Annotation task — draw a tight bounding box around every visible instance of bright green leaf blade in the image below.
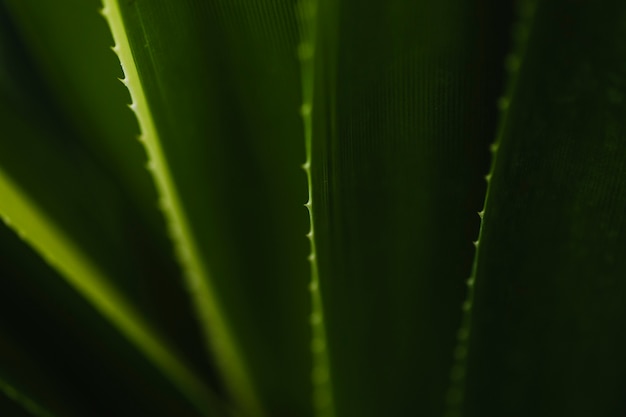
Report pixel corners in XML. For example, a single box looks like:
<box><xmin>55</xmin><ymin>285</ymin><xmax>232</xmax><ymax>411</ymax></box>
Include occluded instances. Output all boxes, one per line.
<box><xmin>3</xmin><ymin>0</ymin><xmax>160</xmax><ymax>228</ymax></box>
<box><xmin>0</xmin><ymin>130</ymin><xmax>219</xmax><ymax>416</ymax></box>
<box><xmin>0</xmin><ymin>6</ymin><xmax>221</xmax><ymax>414</ymax></box>
<box><xmin>1</xmin><ymin>0</ymin><xmax>223</xmax><ymax>382</ymax></box>
<box><xmin>297</xmin><ymin>0</ymin><xmax>333</xmax><ymax>414</ymax></box>
<box><xmin>0</xmin><ymin>221</ymin><xmax>213</xmax><ymax>417</ymax></box>
<box><xmin>308</xmin><ymin>1</ymin><xmax>513</xmax><ymax>416</ymax></box>
<box><xmin>463</xmin><ymin>1</ymin><xmax>626</xmax><ymax>416</ymax></box>
<box><xmin>102</xmin><ymin>1</ymin><xmax>311</xmax><ymax>415</ymax></box>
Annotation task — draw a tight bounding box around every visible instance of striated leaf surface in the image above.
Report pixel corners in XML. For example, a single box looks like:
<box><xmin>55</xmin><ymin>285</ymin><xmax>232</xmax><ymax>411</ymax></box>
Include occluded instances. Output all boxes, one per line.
<box><xmin>3</xmin><ymin>0</ymin><xmax>157</xmax><ymax>223</ymax></box>
<box><xmin>463</xmin><ymin>1</ymin><xmax>626</xmax><ymax>416</ymax></box>
<box><xmin>308</xmin><ymin>1</ymin><xmax>513</xmax><ymax>416</ymax></box>
<box><xmin>0</xmin><ymin>3</ymin><xmax>219</xmax><ymax>414</ymax></box>
<box><xmin>103</xmin><ymin>1</ymin><xmax>311</xmax><ymax>415</ymax></box>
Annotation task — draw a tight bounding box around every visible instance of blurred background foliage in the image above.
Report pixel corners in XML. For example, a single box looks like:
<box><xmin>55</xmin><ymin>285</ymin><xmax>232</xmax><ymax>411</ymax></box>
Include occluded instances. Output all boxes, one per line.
<box><xmin>1</xmin><ymin>0</ymin><xmax>626</xmax><ymax>417</ymax></box>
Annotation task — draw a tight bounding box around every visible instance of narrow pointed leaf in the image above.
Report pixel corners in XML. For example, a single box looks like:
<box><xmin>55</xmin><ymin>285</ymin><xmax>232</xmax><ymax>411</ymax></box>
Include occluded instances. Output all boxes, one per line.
<box><xmin>3</xmin><ymin>0</ymin><xmax>158</xmax><ymax>224</ymax></box>
<box><xmin>309</xmin><ymin>1</ymin><xmax>513</xmax><ymax>416</ymax></box>
<box><xmin>102</xmin><ymin>1</ymin><xmax>311</xmax><ymax>415</ymax></box>
<box><xmin>464</xmin><ymin>1</ymin><xmax>626</xmax><ymax>416</ymax></box>
<box><xmin>0</xmin><ymin>220</ymin><xmax>221</xmax><ymax>417</ymax></box>
<box><xmin>0</xmin><ymin>5</ymin><xmax>219</xmax><ymax>413</ymax></box>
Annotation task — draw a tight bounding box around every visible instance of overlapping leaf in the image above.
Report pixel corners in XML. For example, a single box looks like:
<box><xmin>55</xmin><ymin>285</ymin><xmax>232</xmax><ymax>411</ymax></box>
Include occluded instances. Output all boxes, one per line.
<box><xmin>308</xmin><ymin>1</ymin><xmax>513</xmax><ymax>416</ymax></box>
<box><xmin>462</xmin><ymin>1</ymin><xmax>626</xmax><ymax>416</ymax></box>
<box><xmin>102</xmin><ymin>1</ymin><xmax>312</xmax><ymax>415</ymax></box>
<box><xmin>0</xmin><ymin>2</ymin><xmax>219</xmax><ymax>415</ymax></box>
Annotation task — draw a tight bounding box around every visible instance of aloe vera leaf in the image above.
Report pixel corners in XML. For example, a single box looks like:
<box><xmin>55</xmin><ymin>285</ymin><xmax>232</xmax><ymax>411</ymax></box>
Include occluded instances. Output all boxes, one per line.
<box><xmin>101</xmin><ymin>1</ymin><xmax>311</xmax><ymax>415</ymax></box>
<box><xmin>462</xmin><ymin>1</ymin><xmax>626</xmax><ymax>416</ymax></box>
<box><xmin>0</xmin><ymin>7</ymin><xmax>220</xmax><ymax>415</ymax></box>
<box><xmin>308</xmin><ymin>1</ymin><xmax>513</xmax><ymax>416</ymax></box>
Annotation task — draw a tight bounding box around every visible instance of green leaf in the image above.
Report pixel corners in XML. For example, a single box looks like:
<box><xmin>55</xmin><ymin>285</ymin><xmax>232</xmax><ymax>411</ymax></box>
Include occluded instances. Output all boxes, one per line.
<box><xmin>3</xmin><ymin>0</ymin><xmax>221</xmax><ymax>387</ymax></box>
<box><xmin>297</xmin><ymin>0</ymin><xmax>333</xmax><ymax>414</ymax></box>
<box><xmin>3</xmin><ymin>0</ymin><xmax>159</xmax><ymax>227</ymax></box>
<box><xmin>0</xmin><ymin>222</ymin><xmax>212</xmax><ymax>417</ymax></box>
<box><xmin>0</xmin><ymin>4</ymin><xmax>219</xmax><ymax>414</ymax></box>
<box><xmin>101</xmin><ymin>1</ymin><xmax>312</xmax><ymax>416</ymax></box>
<box><xmin>462</xmin><ymin>1</ymin><xmax>626</xmax><ymax>415</ymax></box>
<box><xmin>308</xmin><ymin>1</ymin><xmax>513</xmax><ymax>416</ymax></box>
<box><xmin>0</xmin><ymin>378</ymin><xmax>58</xmax><ymax>417</ymax></box>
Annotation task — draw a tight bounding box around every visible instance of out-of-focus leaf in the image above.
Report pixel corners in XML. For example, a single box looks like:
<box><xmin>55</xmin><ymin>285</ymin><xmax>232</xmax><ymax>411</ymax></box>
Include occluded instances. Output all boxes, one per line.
<box><xmin>308</xmin><ymin>1</ymin><xmax>513</xmax><ymax>416</ymax></box>
<box><xmin>463</xmin><ymin>1</ymin><xmax>626</xmax><ymax>416</ymax></box>
<box><xmin>0</xmin><ymin>378</ymin><xmax>58</xmax><ymax>417</ymax></box>
<box><xmin>0</xmin><ymin>222</ymin><xmax>211</xmax><ymax>417</ymax></box>
<box><xmin>2</xmin><ymin>0</ymin><xmax>217</xmax><ymax>392</ymax></box>
<box><xmin>3</xmin><ymin>0</ymin><xmax>158</xmax><ymax>224</ymax></box>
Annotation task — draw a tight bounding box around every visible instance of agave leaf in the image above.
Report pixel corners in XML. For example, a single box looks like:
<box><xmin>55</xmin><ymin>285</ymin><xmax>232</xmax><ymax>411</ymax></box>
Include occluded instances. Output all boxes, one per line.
<box><xmin>462</xmin><ymin>1</ymin><xmax>626</xmax><ymax>415</ymax></box>
<box><xmin>307</xmin><ymin>0</ymin><xmax>513</xmax><ymax>416</ymax></box>
<box><xmin>0</xmin><ymin>221</ymin><xmax>215</xmax><ymax>417</ymax></box>
<box><xmin>3</xmin><ymin>0</ymin><xmax>221</xmax><ymax>383</ymax></box>
<box><xmin>102</xmin><ymin>1</ymin><xmax>311</xmax><ymax>415</ymax></box>
<box><xmin>0</xmin><ymin>4</ymin><xmax>220</xmax><ymax>414</ymax></box>
<box><xmin>0</xmin><ymin>115</ymin><xmax>220</xmax><ymax>416</ymax></box>
<box><xmin>444</xmin><ymin>2</ymin><xmax>537</xmax><ymax>414</ymax></box>
<box><xmin>2</xmin><ymin>0</ymin><xmax>158</xmax><ymax>225</ymax></box>
<box><xmin>297</xmin><ymin>0</ymin><xmax>334</xmax><ymax>414</ymax></box>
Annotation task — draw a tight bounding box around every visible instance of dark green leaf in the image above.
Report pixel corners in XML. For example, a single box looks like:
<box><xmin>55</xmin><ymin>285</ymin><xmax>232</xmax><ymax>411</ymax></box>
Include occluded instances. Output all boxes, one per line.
<box><xmin>103</xmin><ymin>1</ymin><xmax>312</xmax><ymax>415</ymax></box>
<box><xmin>464</xmin><ymin>1</ymin><xmax>626</xmax><ymax>416</ymax></box>
<box><xmin>309</xmin><ymin>1</ymin><xmax>513</xmax><ymax>416</ymax></box>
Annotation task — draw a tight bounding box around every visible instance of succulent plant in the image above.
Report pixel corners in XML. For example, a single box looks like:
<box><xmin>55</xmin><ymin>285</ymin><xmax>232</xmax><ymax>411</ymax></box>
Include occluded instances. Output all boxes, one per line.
<box><xmin>1</xmin><ymin>1</ymin><xmax>626</xmax><ymax>416</ymax></box>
